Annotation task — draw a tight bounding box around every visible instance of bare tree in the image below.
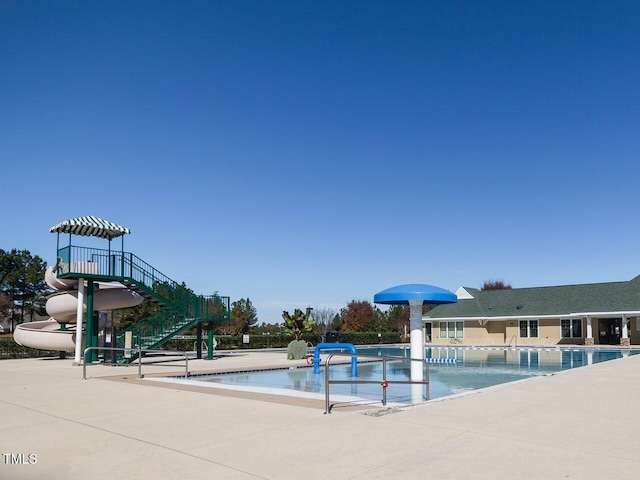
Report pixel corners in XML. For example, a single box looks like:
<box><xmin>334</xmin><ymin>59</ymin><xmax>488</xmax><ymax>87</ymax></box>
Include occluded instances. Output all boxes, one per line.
<box><xmin>312</xmin><ymin>306</ymin><xmax>337</xmax><ymax>341</ymax></box>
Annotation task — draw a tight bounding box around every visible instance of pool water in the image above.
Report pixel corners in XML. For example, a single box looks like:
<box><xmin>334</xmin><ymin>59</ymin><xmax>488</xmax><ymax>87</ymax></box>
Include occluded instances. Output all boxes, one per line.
<box><xmin>158</xmin><ymin>346</ymin><xmax>639</xmax><ymax>405</ymax></box>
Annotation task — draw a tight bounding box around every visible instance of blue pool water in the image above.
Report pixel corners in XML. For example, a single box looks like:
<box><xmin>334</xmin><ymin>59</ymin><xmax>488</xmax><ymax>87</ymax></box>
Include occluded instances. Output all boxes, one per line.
<box><xmin>156</xmin><ymin>346</ymin><xmax>639</xmax><ymax>405</ymax></box>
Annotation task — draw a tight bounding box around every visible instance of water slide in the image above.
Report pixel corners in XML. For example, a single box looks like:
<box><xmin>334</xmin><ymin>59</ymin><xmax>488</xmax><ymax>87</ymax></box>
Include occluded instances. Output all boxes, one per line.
<box><xmin>13</xmin><ymin>267</ymin><xmax>143</xmax><ymax>351</ymax></box>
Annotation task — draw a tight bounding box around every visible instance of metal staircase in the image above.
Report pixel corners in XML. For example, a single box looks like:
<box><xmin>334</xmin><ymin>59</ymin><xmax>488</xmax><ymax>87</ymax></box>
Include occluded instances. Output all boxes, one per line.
<box><xmin>55</xmin><ymin>245</ymin><xmax>230</xmax><ymax>359</ymax></box>
<box><xmin>116</xmin><ymin>291</ymin><xmax>229</xmax><ymax>353</ymax></box>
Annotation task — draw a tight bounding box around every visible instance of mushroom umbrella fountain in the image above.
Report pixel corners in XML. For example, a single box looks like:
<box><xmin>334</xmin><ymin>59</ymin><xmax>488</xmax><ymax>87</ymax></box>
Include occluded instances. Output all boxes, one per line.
<box><xmin>374</xmin><ymin>284</ymin><xmax>457</xmax><ymax>402</ymax></box>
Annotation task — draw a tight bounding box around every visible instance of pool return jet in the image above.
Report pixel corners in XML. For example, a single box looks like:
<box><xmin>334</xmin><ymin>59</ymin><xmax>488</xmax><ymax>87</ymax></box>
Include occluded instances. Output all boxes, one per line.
<box><xmin>374</xmin><ymin>284</ymin><xmax>457</xmax><ymax>403</ymax></box>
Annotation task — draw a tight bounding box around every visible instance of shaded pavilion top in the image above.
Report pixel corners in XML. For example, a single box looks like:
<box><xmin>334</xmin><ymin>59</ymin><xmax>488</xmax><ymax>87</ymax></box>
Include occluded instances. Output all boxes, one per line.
<box><xmin>49</xmin><ymin>216</ymin><xmax>131</xmax><ymax>240</ymax></box>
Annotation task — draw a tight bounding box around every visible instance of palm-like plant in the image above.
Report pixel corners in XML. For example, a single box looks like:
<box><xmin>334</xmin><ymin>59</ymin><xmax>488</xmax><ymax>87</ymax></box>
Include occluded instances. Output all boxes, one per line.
<box><xmin>282</xmin><ymin>308</ymin><xmax>315</xmax><ymax>359</ymax></box>
<box><xmin>282</xmin><ymin>307</ymin><xmax>315</xmax><ymax>341</ymax></box>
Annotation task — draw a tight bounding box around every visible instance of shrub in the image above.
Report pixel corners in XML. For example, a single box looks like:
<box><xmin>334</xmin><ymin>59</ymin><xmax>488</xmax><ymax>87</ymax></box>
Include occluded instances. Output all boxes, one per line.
<box><xmin>287</xmin><ymin>340</ymin><xmax>309</xmax><ymax>360</ymax></box>
<box><xmin>0</xmin><ymin>337</ymin><xmax>61</xmax><ymax>359</ymax></box>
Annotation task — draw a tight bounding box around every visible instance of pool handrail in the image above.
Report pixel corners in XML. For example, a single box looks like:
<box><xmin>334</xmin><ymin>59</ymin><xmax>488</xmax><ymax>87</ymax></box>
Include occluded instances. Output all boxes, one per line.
<box><xmin>324</xmin><ymin>352</ymin><xmax>430</xmax><ymax>414</ymax></box>
<box><xmin>82</xmin><ymin>346</ymin><xmax>189</xmax><ymax>380</ymax></box>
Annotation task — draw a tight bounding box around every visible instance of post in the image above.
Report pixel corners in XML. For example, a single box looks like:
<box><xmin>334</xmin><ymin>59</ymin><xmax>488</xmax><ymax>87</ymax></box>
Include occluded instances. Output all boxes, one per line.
<box><xmin>74</xmin><ymin>278</ymin><xmax>85</xmax><ymax>364</ymax></box>
<box><xmin>108</xmin><ymin>311</ymin><xmax>116</xmax><ymax>363</ymax></box>
<box><xmin>324</xmin><ymin>354</ymin><xmax>331</xmax><ymax>414</ymax></box>
<box><xmin>85</xmin><ymin>281</ymin><xmax>95</xmax><ymax>363</ymax></box>
<box><xmin>196</xmin><ymin>323</ymin><xmax>202</xmax><ymax>359</ymax></box>
<box><xmin>207</xmin><ymin>325</ymin><xmax>214</xmax><ymax>360</ymax></box>
<box><xmin>408</xmin><ymin>299</ymin><xmax>424</xmax><ymax>403</ymax></box>
<box><xmin>382</xmin><ymin>357</ymin><xmax>387</xmax><ymax>406</ymax></box>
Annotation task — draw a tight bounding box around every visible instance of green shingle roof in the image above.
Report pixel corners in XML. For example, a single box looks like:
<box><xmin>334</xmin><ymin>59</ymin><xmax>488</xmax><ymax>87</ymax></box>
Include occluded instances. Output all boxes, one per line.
<box><xmin>429</xmin><ymin>276</ymin><xmax>640</xmax><ymax>319</ymax></box>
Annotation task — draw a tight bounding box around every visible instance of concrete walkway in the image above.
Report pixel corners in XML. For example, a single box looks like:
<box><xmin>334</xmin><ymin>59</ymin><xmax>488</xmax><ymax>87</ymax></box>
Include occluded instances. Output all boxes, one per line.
<box><xmin>2</xmin><ymin>350</ymin><xmax>640</xmax><ymax>480</ymax></box>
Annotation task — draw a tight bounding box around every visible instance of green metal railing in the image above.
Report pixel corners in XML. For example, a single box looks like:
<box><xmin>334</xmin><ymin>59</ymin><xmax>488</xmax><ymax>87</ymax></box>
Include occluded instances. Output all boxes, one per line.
<box><xmin>56</xmin><ymin>245</ymin><xmax>182</xmax><ymax>304</ymax></box>
<box><xmin>116</xmin><ymin>294</ymin><xmax>230</xmax><ymax>352</ymax></box>
<box><xmin>56</xmin><ymin>245</ymin><xmax>230</xmax><ymax>360</ymax></box>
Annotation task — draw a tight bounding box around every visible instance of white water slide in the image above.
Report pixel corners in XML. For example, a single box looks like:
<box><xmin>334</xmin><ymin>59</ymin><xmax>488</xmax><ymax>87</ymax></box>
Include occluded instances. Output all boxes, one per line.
<box><xmin>13</xmin><ymin>267</ymin><xmax>143</xmax><ymax>351</ymax></box>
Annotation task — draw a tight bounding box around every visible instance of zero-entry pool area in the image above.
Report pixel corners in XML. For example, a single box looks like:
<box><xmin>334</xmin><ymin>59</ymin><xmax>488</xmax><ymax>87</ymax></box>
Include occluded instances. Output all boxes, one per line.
<box><xmin>146</xmin><ymin>346</ymin><xmax>640</xmax><ymax>407</ymax></box>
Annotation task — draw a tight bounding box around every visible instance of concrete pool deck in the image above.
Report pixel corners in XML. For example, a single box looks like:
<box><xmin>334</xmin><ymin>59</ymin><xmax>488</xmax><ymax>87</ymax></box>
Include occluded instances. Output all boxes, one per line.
<box><xmin>2</xmin><ymin>349</ymin><xmax>640</xmax><ymax>479</ymax></box>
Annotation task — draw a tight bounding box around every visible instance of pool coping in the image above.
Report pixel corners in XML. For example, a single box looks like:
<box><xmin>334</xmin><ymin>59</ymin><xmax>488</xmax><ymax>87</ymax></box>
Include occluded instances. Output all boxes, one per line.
<box><xmin>92</xmin><ymin>344</ymin><xmax>638</xmax><ymax>413</ymax></box>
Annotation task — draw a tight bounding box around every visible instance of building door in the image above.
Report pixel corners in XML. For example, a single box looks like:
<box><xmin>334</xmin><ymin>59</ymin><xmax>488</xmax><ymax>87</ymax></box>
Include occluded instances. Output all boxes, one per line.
<box><xmin>598</xmin><ymin>318</ymin><xmax>621</xmax><ymax>345</ymax></box>
<box><xmin>424</xmin><ymin>323</ymin><xmax>432</xmax><ymax>343</ymax></box>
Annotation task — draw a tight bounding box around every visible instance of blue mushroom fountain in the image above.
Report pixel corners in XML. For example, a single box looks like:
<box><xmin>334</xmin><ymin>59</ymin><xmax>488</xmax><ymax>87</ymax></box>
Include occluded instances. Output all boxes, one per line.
<box><xmin>374</xmin><ymin>284</ymin><xmax>457</xmax><ymax>401</ymax></box>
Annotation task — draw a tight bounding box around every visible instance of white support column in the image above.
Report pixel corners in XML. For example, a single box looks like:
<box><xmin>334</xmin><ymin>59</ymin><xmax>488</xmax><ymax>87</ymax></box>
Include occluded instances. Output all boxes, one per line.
<box><xmin>621</xmin><ymin>315</ymin><xmax>630</xmax><ymax>346</ymax></box>
<box><xmin>585</xmin><ymin>316</ymin><xmax>593</xmax><ymax>346</ymax></box>
<box><xmin>408</xmin><ymin>299</ymin><xmax>424</xmax><ymax>403</ymax></box>
<box><xmin>74</xmin><ymin>278</ymin><xmax>85</xmax><ymax>364</ymax></box>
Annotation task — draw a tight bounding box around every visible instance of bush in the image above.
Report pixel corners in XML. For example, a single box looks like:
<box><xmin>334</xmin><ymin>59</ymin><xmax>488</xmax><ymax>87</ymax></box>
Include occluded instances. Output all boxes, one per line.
<box><xmin>0</xmin><ymin>337</ymin><xmax>61</xmax><ymax>359</ymax></box>
<box><xmin>161</xmin><ymin>334</ymin><xmax>300</xmax><ymax>351</ymax></box>
<box><xmin>160</xmin><ymin>332</ymin><xmax>404</xmax><ymax>352</ymax></box>
<box><xmin>286</xmin><ymin>340</ymin><xmax>308</xmax><ymax>360</ymax></box>
<box><xmin>325</xmin><ymin>332</ymin><xmax>403</xmax><ymax>345</ymax></box>
<box><xmin>0</xmin><ymin>331</ymin><xmax>406</xmax><ymax>360</ymax></box>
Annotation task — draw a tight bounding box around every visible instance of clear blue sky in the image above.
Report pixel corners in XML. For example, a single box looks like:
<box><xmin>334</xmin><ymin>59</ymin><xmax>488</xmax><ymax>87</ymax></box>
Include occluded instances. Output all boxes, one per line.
<box><xmin>2</xmin><ymin>1</ymin><xmax>639</xmax><ymax>324</ymax></box>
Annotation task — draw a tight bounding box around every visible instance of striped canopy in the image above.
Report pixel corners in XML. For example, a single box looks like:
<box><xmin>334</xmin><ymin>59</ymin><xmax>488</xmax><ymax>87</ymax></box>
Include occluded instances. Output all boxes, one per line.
<box><xmin>50</xmin><ymin>216</ymin><xmax>131</xmax><ymax>240</ymax></box>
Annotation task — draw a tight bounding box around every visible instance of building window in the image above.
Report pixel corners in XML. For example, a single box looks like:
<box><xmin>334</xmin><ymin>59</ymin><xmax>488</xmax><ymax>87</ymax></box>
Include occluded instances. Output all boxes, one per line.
<box><xmin>561</xmin><ymin>319</ymin><xmax>582</xmax><ymax>338</ymax></box>
<box><xmin>440</xmin><ymin>321</ymin><xmax>464</xmax><ymax>339</ymax></box>
<box><xmin>519</xmin><ymin>319</ymin><xmax>538</xmax><ymax>338</ymax></box>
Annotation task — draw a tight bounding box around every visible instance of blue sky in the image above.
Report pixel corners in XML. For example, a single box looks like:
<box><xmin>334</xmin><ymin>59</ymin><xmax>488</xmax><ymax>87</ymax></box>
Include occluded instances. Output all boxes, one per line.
<box><xmin>2</xmin><ymin>1</ymin><xmax>639</xmax><ymax>324</ymax></box>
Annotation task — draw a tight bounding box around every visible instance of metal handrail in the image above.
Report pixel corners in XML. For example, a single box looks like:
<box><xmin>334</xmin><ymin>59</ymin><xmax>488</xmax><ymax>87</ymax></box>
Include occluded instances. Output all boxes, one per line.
<box><xmin>57</xmin><ymin>245</ymin><xmax>177</xmax><ymax>293</ymax></box>
<box><xmin>58</xmin><ymin>244</ymin><xmax>230</xmax><ymax>355</ymax></box>
<box><xmin>324</xmin><ymin>352</ymin><xmax>430</xmax><ymax>414</ymax></box>
<box><xmin>57</xmin><ymin>246</ymin><xmax>232</xmax><ymax>310</ymax></box>
<box><xmin>82</xmin><ymin>346</ymin><xmax>189</xmax><ymax>380</ymax></box>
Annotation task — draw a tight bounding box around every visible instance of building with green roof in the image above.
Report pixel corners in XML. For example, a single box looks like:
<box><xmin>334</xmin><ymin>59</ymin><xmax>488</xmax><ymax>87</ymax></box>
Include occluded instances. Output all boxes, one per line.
<box><xmin>426</xmin><ymin>276</ymin><xmax>640</xmax><ymax>346</ymax></box>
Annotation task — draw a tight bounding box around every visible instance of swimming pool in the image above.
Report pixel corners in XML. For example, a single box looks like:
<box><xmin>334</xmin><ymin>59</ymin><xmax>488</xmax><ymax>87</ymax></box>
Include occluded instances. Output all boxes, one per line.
<box><xmin>149</xmin><ymin>346</ymin><xmax>639</xmax><ymax>405</ymax></box>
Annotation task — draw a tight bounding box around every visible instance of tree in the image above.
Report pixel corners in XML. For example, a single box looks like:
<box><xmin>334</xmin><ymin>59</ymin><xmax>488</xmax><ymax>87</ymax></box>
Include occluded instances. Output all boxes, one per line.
<box><xmin>206</xmin><ymin>292</ymin><xmax>228</xmax><ymax>321</ymax></box>
<box><xmin>370</xmin><ymin>306</ymin><xmax>390</xmax><ymax>334</ymax></box>
<box><xmin>154</xmin><ymin>281</ymin><xmax>193</xmax><ymax>304</ymax></box>
<box><xmin>0</xmin><ymin>293</ymin><xmax>13</xmax><ymax>325</ymax></box>
<box><xmin>342</xmin><ymin>300</ymin><xmax>375</xmax><ymax>332</ymax></box>
<box><xmin>217</xmin><ymin>298</ymin><xmax>257</xmax><ymax>335</ymax></box>
<box><xmin>254</xmin><ymin>322</ymin><xmax>281</xmax><ymax>335</ymax></box>
<box><xmin>282</xmin><ymin>307</ymin><xmax>315</xmax><ymax>341</ymax></box>
<box><xmin>329</xmin><ymin>311</ymin><xmax>344</xmax><ymax>331</ymax></box>
<box><xmin>311</xmin><ymin>306</ymin><xmax>337</xmax><ymax>340</ymax></box>
<box><xmin>387</xmin><ymin>304</ymin><xmax>409</xmax><ymax>334</ymax></box>
<box><xmin>481</xmin><ymin>279</ymin><xmax>512</xmax><ymax>290</ymax></box>
<box><xmin>117</xmin><ymin>298</ymin><xmax>161</xmax><ymax>330</ymax></box>
<box><xmin>0</xmin><ymin>249</ymin><xmax>48</xmax><ymax>330</ymax></box>
<box><xmin>29</xmin><ymin>290</ymin><xmax>48</xmax><ymax>321</ymax></box>
<box><xmin>282</xmin><ymin>307</ymin><xmax>315</xmax><ymax>359</ymax></box>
